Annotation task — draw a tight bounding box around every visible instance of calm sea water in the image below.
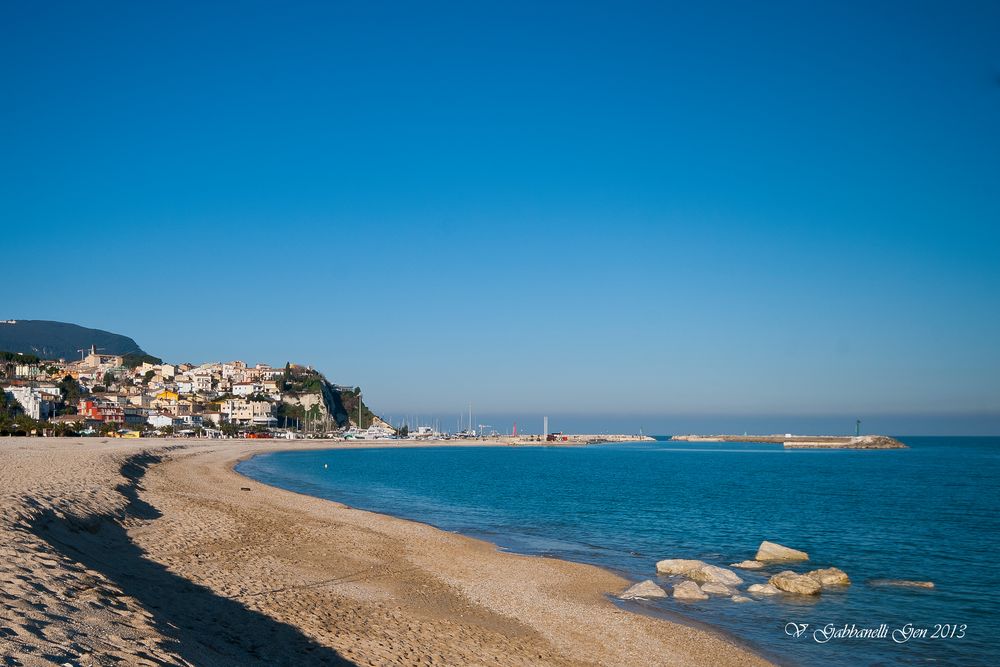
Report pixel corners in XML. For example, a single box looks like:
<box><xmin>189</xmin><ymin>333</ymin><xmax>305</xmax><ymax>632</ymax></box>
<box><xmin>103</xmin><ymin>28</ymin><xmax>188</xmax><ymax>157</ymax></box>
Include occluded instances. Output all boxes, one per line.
<box><xmin>237</xmin><ymin>437</ymin><xmax>1000</xmax><ymax>666</ymax></box>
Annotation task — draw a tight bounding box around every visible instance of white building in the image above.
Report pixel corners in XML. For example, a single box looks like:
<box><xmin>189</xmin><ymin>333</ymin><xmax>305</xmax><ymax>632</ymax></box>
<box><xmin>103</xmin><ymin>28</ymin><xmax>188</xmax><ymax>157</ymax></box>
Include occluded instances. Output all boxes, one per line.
<box><xmin>136</xmin><ymin>362</ymin><xmax>159</xmax><ymax>376</ymax></box>
<box><xmin>232</xmin><ymin>382</ymin><xmax>259</xmax><ymax>397</ymax></box>
<box><xmin>221</xmin><ymin>361</ymin><xmax>246</xmax><ymax>380</ymax></box>
<box><xmin>221</xmin><ymin>398</ymin><xmax>276</xmax><ymax>425</ymax></box>
<box><xmin>14</xmin><ymin>364</ymin><xmax>41</xmax><ymax>380</ymax></box>
<box><xmin>147</xmin><ymin>413</ymin><xmax>175</xmax><ymax>429</ymax></box>
<box><xmin>4</xmin><ymin>386</ymin><xmax>56</xmax><ymax>420</ymax></box>
<box><xmin>200</xmin><ymin>412</ymin><xmax>223</xmax><ymax>427</ymax></box>
<box><xmin>193</xmin><ymin>373</ymin><xmax>213</xmax><ymax>393</ymax></box>
<box><xmin>255</xmin><ymin>365</ymin><xmax>283</xmax><ymax>380</ymax></box>
<box><xmin>128</xmin><ymin>393</ymin><xmax>154</xmax><ymax>408</ymax></box>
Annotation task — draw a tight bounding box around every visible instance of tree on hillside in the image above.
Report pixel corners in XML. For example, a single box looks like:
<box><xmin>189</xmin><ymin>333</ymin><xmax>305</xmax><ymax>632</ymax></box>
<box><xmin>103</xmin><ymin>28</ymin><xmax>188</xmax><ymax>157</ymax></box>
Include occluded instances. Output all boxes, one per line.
<box><xmin>0</xmin><ymin>351</ymin><xmax>40</xmax><ymax>364</ymax></box>
<box><xmin>276</xmin><ymin>402</ymin><xmax>303</xmax><ymax>430</ymax></box>
<box><xmin>281</xmin><ymin>362</ymin><xmax>291</xmax><ymax>391</ymax></box>
<box><xmin>0</xmin><ymin>390</ymin><xmax>16</xmax><ymax>417</ymax></box>
<box><xmin>305</xmin><ymin>403</ymin><xmax>322</xmax><ymax>431</ymax></box>
<box><xmin>122</xmin><ymin>353</ymin><xmax>162</xmax><ymax>369</ymax></box>
<box><xmin>59</xmin><ymin>375</ymin><xmax>83</xmax><ymax>413</ymax></box>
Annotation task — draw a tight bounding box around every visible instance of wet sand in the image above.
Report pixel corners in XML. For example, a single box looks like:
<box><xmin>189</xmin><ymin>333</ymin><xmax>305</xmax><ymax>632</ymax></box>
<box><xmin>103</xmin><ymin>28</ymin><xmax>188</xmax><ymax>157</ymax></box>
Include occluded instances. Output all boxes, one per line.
<box><xmin>0</xmin><ymin>437</ymin><xmax>771</xmax><ymax>666</ymax></box>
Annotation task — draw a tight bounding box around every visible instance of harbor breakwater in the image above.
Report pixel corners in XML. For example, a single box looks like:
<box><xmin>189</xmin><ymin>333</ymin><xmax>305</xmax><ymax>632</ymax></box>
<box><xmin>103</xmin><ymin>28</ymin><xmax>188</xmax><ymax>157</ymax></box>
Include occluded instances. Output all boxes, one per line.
<box><xmin>671</xmin><ymin>434</ymin><xmax>907</xmax><ymax>449</ymax></box>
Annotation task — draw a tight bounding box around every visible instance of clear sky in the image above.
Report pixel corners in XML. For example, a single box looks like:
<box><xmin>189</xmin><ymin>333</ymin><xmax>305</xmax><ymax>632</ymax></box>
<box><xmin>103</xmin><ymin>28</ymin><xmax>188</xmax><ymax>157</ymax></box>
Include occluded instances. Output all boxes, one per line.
<box><xmin>2</xmin><ymin>1</ymin><xmax>999</xmax><ymax>434</ymax></box>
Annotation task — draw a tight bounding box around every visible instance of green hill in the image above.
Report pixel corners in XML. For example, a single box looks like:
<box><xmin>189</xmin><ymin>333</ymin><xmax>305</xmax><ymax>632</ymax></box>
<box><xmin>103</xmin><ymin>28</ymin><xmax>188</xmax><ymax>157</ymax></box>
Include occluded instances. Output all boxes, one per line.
<box><xmin>0</xmin><ymin>319</ymin><xmax>152</xmax><ymax>361</ymax></box>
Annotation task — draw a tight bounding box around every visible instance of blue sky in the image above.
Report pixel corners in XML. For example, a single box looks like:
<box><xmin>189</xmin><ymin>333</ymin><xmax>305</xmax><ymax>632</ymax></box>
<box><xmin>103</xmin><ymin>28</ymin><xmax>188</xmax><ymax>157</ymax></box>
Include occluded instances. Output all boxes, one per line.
<box><xmin>2</xmin><ymin>1</ymin><xmax>999</xmax><ymax>433</ymax></box>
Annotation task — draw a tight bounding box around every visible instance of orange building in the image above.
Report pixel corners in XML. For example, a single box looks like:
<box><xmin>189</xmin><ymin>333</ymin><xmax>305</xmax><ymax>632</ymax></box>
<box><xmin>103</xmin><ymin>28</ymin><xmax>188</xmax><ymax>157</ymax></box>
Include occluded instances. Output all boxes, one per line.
<box><xmin>77</xmin><ymin>399</ymin><xmax>125</xmax><ymax>423</ymax></box>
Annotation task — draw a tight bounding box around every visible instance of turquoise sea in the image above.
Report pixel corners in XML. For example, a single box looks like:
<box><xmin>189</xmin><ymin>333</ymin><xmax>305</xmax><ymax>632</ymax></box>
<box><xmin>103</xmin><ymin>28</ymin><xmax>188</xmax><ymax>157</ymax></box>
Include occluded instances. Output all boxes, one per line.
<box><xmin>236</xmin><ymin>437</ymin><xmax>1000</xmax><ymax>666</ymax></box>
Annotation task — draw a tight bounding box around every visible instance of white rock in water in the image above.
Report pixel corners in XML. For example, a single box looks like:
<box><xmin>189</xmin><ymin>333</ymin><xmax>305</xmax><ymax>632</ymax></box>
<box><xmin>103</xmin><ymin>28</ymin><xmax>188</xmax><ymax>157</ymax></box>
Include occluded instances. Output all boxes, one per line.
<box><xmin>770</xmin><ymin>570</ymin><xmax>822</xmax><ymax>595</ymax></box>
<box><xmin>867</xmin><ymin>579</ymin><xmax>935</xmax><ymax>589</ymax></box>
<box><xmin>807</xmin><ymin>567</ymin><xmax>851</xmax><ymax>587</ymax></box>
<box><xmin>731</xmin><ymin>560</ymin><xmax>765</xmax><ymax>570</ymax></box>
<box><xmin>700</xmin><ymin>582</ymin><xmax>738</xmax><ymax>596</ymax></box>
<box><xmin>655</xmin><ymin>559</ymin><xmax>707</xmax><ymax>576</ymax></box>
<box><xmin>673</xmin><ymin>580</ymin><xmax>709</xmax><ymax>600</ymax></box>
<box><xmin>747</xmin><ymin>583</ymin><xmax>781</xmax><ymax>596</ymax></box>
<box><xmin>687</xmin><ymin>564</ymin><xmax>744</xmax><ymax>586</ymax></box>
<box><xmin>731</xmin><ymin>595</ymin><xmax>753</xmax><ymax>603</ymax></box>
<box><xmin>755</xmin><ymin>540</ymin><xmax>809</xmax><ymax>562</ymax></box>
<box><xmin>619</xmin><ymin>579</ymin><xmax>668</xmax><ymax>600</ymax></box>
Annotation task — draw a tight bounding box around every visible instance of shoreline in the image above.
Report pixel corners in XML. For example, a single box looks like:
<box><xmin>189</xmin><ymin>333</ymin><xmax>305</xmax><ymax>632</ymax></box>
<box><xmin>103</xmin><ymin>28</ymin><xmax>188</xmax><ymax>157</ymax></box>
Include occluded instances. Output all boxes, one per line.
<box><xmin>232</xmin><ymin>443</ymin><xmax>781</xmax><ymax>663</ymax></box>
<box><xmin>231</xmin><ymin>439</ymin><xmax>776</xmax><ymax>664</ymax></box>
<box><xmin>1</xmin><ymin>437</ymin><xmax>771</xmax><ymax>666</ymax></box>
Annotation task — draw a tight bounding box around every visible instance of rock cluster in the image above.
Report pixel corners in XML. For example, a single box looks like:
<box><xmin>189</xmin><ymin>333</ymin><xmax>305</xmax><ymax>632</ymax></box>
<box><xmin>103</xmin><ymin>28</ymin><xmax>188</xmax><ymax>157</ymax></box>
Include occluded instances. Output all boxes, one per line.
<box><xmin>629</xmin><ymin>540</ymin><xmax>881</xmax><ymax>604</ymax></box>
<box><xmin>655</xmin><ymin>559</ymin><xmax>743</xmax><ymax>586</ymax></box>
<box><xmin>767</xmin><ymin>567</ymin><xmax>851</xmax><ymax>595</ymax></box>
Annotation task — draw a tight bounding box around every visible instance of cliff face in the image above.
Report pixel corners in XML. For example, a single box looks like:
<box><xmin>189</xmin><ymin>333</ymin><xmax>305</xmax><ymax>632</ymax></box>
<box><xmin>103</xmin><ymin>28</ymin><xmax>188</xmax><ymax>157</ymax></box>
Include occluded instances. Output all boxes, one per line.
<box><xmin>332</xmin><ymin>386</ymin><xmax>389</xmax><ymax>429</ymax></box>
<box><xmin>0</xmin><ymin>320</ymin><xmax>150</xmax><ymax>360</ymax></box>
<box><xmin>279</xmin><ymin>372</ymin><xmax>388</xmax><ymax>431</ymax></box>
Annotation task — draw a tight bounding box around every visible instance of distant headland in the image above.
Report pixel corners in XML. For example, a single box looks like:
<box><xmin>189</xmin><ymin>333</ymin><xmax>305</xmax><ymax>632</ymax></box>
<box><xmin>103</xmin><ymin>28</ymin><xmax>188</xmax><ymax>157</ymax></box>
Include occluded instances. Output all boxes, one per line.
<box><xmin>0</xmin><ymin>319</ymin><xmax>152</xmax><ymax>361</ymax></box>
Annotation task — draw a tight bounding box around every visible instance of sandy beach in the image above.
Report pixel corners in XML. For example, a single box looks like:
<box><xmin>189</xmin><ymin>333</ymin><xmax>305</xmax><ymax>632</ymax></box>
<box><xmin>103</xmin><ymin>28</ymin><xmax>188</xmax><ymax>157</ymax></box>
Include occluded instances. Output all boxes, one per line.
<box><xmin>0</xmin><ymin>437</ymin><xmax>770</xmax><ymax>667</ymax></box>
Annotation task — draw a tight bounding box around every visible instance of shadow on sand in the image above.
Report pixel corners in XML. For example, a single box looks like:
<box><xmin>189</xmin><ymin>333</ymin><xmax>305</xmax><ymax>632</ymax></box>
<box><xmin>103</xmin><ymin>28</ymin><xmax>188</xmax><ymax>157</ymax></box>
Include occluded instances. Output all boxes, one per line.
<box><xmin>29</xmin><ymin>453</ymin><xmax>355</xmax><ymax>666</ymax></box>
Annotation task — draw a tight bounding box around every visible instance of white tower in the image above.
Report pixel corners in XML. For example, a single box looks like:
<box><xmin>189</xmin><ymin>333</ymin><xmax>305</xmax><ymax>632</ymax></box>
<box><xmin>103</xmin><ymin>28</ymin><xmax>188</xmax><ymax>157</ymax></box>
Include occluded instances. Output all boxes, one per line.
<box><xmin>543</xmin><ymin>416</ymin><xmax>548</xmax><ymax>438</ymax></box>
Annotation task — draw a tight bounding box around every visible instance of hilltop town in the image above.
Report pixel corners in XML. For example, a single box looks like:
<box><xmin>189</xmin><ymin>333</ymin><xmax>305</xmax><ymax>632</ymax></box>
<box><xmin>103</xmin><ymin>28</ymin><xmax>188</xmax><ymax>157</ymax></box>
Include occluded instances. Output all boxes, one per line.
<box><xmin>0</xmin><ymin>346</ymin><xmax>391</xmax><ymax>439</ymax></box>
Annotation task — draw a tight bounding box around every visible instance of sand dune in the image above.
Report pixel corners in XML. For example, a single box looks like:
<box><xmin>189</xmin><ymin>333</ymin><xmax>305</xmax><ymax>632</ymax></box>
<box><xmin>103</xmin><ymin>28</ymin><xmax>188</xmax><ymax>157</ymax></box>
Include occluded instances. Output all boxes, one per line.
<box><xmin>0</xmin><ymin>438</ymin><xmax>770</xmax><ymax>666</ymax></box>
